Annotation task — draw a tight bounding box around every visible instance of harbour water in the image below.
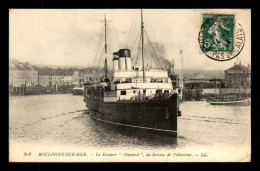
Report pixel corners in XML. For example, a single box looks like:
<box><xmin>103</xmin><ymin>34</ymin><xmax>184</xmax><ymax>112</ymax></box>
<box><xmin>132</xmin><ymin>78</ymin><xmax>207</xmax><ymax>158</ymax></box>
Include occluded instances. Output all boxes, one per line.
<box><xmin>9</xmin><ymin>94</ymin><xmax>251</xmax><ymax>161</ymax></box>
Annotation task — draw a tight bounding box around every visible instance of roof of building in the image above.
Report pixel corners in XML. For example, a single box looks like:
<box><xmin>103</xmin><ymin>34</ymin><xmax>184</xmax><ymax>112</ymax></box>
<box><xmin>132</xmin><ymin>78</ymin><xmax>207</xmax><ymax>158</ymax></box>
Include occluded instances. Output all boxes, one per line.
<box><xmin>226</xmin><ymin>64</ymin><xmax>248</xmax><ymax>71</ymax></box>
<box><xmin>9</xmin><ymin>63</ymin><xmax>36</xmax><ymax>71</ymax></box>
<box><xmin>9</xmin><ymin>64</ymin><xmax>16</xmax><ymax>70</ymax></box>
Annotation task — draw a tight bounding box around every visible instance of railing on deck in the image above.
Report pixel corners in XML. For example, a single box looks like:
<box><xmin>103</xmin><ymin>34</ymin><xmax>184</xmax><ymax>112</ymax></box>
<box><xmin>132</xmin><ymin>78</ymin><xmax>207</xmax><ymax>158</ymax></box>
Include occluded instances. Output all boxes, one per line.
<box><xmin>119</xmin><ymin>92</ymin><xmax>172</xmax><ymax>102</ymax></box>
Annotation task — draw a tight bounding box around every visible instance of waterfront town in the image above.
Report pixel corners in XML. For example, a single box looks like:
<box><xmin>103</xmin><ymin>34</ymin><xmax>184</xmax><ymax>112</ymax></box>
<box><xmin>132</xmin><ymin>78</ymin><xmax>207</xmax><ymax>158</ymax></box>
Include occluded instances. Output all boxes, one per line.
<box><xmin>9</xmin><ymin>58</ymin><xmax>251</xmax><ymax>100</ymax></box>
<box><xmin>9</xmin><ymin>59</ymin><xmax>102</xmax><ymax>95</ymax></box>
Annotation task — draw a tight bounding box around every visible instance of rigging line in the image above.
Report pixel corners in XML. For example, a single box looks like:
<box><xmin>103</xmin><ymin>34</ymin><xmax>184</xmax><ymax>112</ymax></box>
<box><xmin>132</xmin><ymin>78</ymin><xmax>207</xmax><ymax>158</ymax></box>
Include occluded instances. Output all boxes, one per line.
<box><xmin>93</xmin><ymin>25</ymin><xmax>105</xmax><ymax>66</ymax></box>
<box><xmin>134</xmin><ymin>31</ymin><xmax>142</xmax><ymax>65</ymax></box>
<box><xmin>130</xmin><ymin>31</ymin><xmax>140</xmax><ymax>53</ymax></box>
<box><xmin>130</xmin><ymin>30</ymin><xmax>141</xmax><ymax>51</ymax></box>
<box><xmin>135</xmin><ymin>34</ymin><xmax>142</xmax><ymax>65</ymax></box>
<box><xmin>132</xmin><ymin>29</ymin><xmax>139</xmax><ymax>52</ymax></box>
<box><xmin>130</xmin><ymin>14</ymin><xmax>138</xmax><ymax>49</ymax></box>
<box><xmin>93</xmin><ymin>32</ymin><xmax>105</xmax><ymax>67</ymax></box>
<box><xmin>142</xmin><ymin>15</ymin><xmax>158</xmax><ymax>68</ymax></box>
<box><xmin>146</xmin><ymin>32</ymin><xmax>162</xmax><ymax>69</ymax></box>
<box><xmin>146</xmin><ymin>36</ymin><xmax>159</xmax><ymax>69</ymax></box>
<box><xmin>96</xmin><ymin>46</ymin><xmax>105</xmax><ymax>68</ymax></box>
<box><xmin>126</xmin><ymin>13</ymin><xmax>135</xmax><ymax>48</ymax></box>
<box><xmin>144</xmin><ymin>30</ymin><xmax>161</xmax><ymax>68</ymax></box>
<box><xmin>107</xmin><ymin>24</ymin><xmax>112</xmax><ymax>53</ymax></box>
<box><xmin>147</xmin><ymin>14</ymin><xmax>159</xmax><ymax>52</ymax></box>
<box><xmin>108</xmin><ymin>23</ymin><xmax>114</xmax><ymax>44</ymax></box>
<box><xmin>106</xmin><ymin>30</ymin><xmax>111</xmax><ymax>55</ymax></box>
<box><xmin>107</xmin><ymin>44</ymin><xmax>112</xmax><ymax>57</ymax></box>
<box><xmin>144</xmin><ymin>31</ymin><xmax>153</xmax><ymax>66</ymax></box>
<box><xmin>143</xmin><ymin>15</ymin><xmax>151</xmax><ymax>39</ymax></box>
<box><xmin>144</xmin><ymin>30</ymin><xmax>160</xmax><ymax>69</ymax></box>
<box><xmin>107</xmin><ymin>45</ymin><xmax>113</xmax><ymax>70</ymax></box>
<box><xmin>107</xmin><ymin>60</ymin><xmax>112</xmax><ymax>69</ymax></box>
<box><xmin>107</xmin><ymin>22</ymin><xmax>119</xmax><ymax>50</ymax></box>
<box><xmin>144</xmin><ymin>15</ymin><xmax>155</xmax><ymax>44</ymax></box>
<box><xmin>105</xmin><ymin>24</ymin><xmax>114</xmax><ymax>72</ymax></box>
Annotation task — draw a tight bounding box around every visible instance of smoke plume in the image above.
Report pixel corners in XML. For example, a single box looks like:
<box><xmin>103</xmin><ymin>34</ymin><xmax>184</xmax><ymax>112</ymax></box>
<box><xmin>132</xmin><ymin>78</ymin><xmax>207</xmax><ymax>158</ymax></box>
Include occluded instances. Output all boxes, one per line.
<box><xmin>143</xmin><ymin>42</ymin><xmax>174</xmax><ymax>70</ymax></box>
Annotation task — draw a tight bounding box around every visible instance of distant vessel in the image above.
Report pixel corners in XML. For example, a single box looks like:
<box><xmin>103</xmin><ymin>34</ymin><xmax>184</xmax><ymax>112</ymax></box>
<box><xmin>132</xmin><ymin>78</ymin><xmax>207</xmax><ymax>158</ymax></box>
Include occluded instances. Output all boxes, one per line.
<box><xmin>207</xmin><ymin>98</ymin><xmax>250</xmax><ymax>105</ymax></box>
<box><xmin>72</xmin><ymin>87</ymin><xmax>84</xmax><ymax>95</ymax></box>
<box><xmin>72</xmin><ymin>81</ymin><xmax>84</xmax><ymax>95</ymax></box>
<box><xmin>83</xmin><ymin>10</ymin><xmax>181</xmax><ymax>135</ymax></box>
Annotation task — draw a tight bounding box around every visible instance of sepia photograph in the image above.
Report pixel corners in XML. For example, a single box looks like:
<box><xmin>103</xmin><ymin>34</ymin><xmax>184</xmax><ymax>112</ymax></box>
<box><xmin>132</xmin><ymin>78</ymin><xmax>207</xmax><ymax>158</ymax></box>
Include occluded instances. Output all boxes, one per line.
<box><xmin>9</xmin><ymin>9</ymin><xmax>251</xmax><ymax>162</ymax></box>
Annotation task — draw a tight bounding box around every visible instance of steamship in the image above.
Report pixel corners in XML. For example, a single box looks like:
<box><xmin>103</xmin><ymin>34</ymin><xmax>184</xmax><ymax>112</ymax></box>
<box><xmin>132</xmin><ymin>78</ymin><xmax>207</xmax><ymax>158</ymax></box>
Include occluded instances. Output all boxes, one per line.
<box><xmin>83</xmin><ymin>10</ymin><xmax>181</xmax><ymax>135</ymax></box>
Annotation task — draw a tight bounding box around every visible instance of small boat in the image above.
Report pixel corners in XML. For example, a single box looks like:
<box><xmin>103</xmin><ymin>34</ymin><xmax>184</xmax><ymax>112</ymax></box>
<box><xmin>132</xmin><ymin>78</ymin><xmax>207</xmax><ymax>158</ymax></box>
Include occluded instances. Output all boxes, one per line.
<box><xmin>208</xmin><ymin>98</ymin><xmax>250</xmax><ymax>105</ymax></box>
<box><xmin>207</xmin><ymin>71</ymin><xmax>250</xmax><ymax>106</ymax></box>
<box><xmin>72</xmin><ymin>87</ymin><xmax>84</xmax><ymax>95</ymax></box>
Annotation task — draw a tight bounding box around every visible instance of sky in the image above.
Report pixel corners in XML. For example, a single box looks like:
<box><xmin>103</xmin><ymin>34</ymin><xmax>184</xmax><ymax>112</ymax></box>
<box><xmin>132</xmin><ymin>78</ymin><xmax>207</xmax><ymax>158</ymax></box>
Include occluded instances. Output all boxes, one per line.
<box><xmin>9</xmin><ymin>9</ymin><xmax>251</xmax><ymax>70</ymax></box>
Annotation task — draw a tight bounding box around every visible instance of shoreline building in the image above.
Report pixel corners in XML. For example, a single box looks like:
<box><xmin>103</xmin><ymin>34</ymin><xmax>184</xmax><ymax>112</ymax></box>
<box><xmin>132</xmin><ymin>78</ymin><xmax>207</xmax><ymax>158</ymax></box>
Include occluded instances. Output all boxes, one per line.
<box><xmin>63</xmin><ymin>75</ymin><xmax>74</xmax><ymax>85</ymax></box>
<box><xmin>10</xmin><ymin>59</ymin><xmax>86</xmax><ymax>89</ymax></box>
<box><xmin>73</xmin><ymin>71</ymin><xmax>79</xmax><ymax>84</ymax></box>
<box><xmin>9</xmin><ymin>63</ymin><xmax>38</xmax><ymax>87</ymax></box>
<box><xmin>224</xmin><ymin>62</ymin><xmax>251</xmax><ymax>88</ymax></box>
<box><xmin>38</xmin><ymin>75</ymin><xmax>74</xmax><ymax>87</ymax></box>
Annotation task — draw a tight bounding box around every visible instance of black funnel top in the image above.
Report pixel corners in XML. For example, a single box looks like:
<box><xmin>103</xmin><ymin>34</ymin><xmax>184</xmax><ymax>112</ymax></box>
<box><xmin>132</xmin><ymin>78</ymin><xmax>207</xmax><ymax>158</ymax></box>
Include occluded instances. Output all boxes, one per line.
<box><xmin>118</xmin><ymin>49</ymin><xmax>131</xmax><ymax>58</ymax></box>
<box><xmin>113</xmin><ymin>52</ymin><xmax>119</xmax><ymax>60</ymax></box>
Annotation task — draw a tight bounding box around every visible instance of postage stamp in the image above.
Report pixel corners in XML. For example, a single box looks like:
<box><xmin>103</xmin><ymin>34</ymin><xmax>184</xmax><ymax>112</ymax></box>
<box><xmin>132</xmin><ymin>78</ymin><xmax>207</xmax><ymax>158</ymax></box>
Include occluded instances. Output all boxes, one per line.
<box><xmin>199</xmin><ymin>14</ymin><xmax>245</xmax><ymax>61</ymax></box>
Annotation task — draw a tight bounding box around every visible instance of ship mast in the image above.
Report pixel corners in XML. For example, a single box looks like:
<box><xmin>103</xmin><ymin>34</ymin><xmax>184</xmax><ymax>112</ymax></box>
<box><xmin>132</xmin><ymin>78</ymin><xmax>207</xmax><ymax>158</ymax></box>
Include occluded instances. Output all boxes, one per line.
<box><xmin>180</xmin><ymin>50</ymin><xmax>184</xmax><ymax>90</ymax></box>
<box><xmin>141</xmin><ymin>9</ymin><xmax>145</xmax><ymax>83</ymax></box>
<box><xmin>104</xmin><ymin>15</ymin><xmax>108</xmax><ymax>79</ymax></box>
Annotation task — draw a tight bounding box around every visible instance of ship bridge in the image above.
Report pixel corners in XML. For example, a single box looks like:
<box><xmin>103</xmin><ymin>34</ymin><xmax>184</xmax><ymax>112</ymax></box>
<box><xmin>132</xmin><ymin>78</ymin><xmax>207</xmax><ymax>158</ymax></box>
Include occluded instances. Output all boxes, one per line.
<box><xmin>108</xmin><ymin>49</ymin><xmax>174</xmax><ymax>102</ymax></box>
<box><xmin>112</xmin><ymin>68</ymin><xmax>170</xmax><ymax>83</ymax></box>
<box><xmin>104</xmin><ymin>68</ymin><xmax>175</xmax><ymax>102</ymax></box>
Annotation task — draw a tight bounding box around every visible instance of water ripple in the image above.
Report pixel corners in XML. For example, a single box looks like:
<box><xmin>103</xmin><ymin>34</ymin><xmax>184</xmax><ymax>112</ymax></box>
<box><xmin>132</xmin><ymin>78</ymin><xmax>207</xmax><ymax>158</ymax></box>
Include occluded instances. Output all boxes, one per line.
<box><xmin>9</xmin><ymin>94</ymin><xmax>251</xmax><ymax>150</ymax></box>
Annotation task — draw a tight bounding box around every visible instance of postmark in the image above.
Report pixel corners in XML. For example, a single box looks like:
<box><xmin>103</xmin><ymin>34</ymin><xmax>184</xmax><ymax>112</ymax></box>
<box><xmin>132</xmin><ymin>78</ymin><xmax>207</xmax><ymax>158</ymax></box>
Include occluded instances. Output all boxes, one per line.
<box><xmin>198</xmin><ymin>14</ymin><xmax>245</xmax><ymax>61</ymax></box>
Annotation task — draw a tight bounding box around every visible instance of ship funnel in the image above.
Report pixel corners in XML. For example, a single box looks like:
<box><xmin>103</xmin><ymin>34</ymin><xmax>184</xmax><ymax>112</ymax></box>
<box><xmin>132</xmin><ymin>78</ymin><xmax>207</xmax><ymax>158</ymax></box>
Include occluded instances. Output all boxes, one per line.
<box><xmin>112</xmin><ymin>52</ymin><xmax>119</xmax><ymax>71</ymax></box>
<box><xmin>166</xmin><ymin>66</ymin><xmax>172</xmax><ymax>76</ymax></box>
<box><xmin>118</xmin><ymin>49</ymin><xmax>131</xmax><ymax>70</ymax></box>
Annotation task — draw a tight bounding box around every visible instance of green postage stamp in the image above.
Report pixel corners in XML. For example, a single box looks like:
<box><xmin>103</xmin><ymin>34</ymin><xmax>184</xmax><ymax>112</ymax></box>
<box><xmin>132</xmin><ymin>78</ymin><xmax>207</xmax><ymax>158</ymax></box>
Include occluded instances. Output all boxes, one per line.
<box><xmin>199</xmin><ymin>14</ymin><xmax>245</xmax><ymax>61</ymax></box>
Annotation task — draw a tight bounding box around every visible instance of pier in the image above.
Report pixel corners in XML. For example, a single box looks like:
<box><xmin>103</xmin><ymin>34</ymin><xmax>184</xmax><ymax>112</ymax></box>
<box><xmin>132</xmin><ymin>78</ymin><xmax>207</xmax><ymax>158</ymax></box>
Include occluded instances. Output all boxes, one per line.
<box><xmin>9</xmin><ymin>85</ymin><xmax>73</xmax><ymax>96</ymax></box>
<box><xmin>182</xmin><ymin>88</ymin><xmax>251</xmax><ymax>101</ymax></box>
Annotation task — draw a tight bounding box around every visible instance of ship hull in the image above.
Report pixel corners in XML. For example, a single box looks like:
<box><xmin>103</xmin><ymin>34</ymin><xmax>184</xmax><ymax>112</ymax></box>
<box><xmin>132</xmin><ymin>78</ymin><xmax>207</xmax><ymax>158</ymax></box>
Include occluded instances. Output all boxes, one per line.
<box><xmin>83</xmin><ymin>93</ymin><xmax>179</xmax><ymax>135</ymax></box>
